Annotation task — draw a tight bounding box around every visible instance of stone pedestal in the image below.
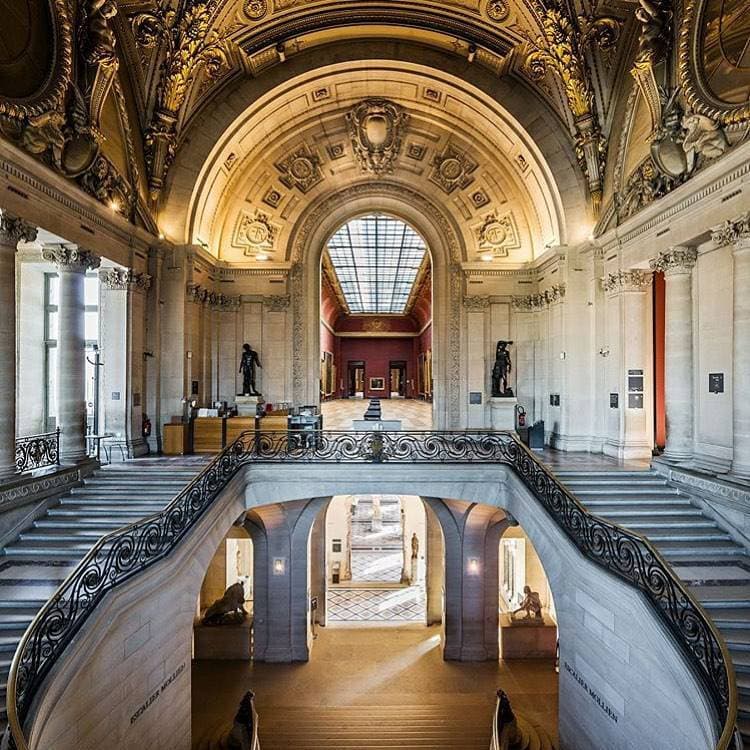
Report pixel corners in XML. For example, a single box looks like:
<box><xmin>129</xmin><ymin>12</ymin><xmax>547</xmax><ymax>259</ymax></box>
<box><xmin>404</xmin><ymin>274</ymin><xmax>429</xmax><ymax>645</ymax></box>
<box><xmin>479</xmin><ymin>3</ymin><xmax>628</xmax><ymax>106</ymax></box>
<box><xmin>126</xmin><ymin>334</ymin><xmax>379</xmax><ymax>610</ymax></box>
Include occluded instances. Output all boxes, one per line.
<box><xmin>236</xmin><ymin>395</ymin><xmax>261</xmax><ymax>417</ymax></box>
<box><xmin>490</xmin><ymin>397</ymin><xmax>518</xmax><ymax>431</ymax></box>
<box><xmin>194</xmin><ymin>619</ymin><xmax>252</xmax><ymax>660</ymax></box>
<box><xmin>499</xmin><ymin>613</ymin><xmax>558</xmax><ymax>658</ymax></box>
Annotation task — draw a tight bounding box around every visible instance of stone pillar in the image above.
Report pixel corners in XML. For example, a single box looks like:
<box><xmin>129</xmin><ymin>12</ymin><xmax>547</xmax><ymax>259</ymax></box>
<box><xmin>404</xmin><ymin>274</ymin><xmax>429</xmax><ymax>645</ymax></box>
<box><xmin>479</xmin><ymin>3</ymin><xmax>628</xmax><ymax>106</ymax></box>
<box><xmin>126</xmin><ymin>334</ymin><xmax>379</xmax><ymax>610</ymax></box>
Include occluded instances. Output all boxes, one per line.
<box><xmin>423</xmin><ymin>497</ymin><xmax>508</xmax><ymax>661</ymax></box>
<box><xmin>145</xmin><ymin>246</ymin><xmax>164</xmax><ymax>452</ymax></box>
<box><xmin>42</xmin><ymin>245</ymin><xmax>100</xmax><ymax>463</ymax></box>
<box><xmin>100</xmin><ymin>268</ymin><xmax>152</xmax><ymax>458</ymax></box>
<box><xmin>602</xmin><ymin>270</ymin><xmax>653</xmax><ymax>460</ymax></box>
<box><xmin>424</xmin><ymin>503</ymin><xmax>444</xmax><ymax>626</ymax></box>
<box><xmin>712</xmin><ymin>214</ymin><xmax>750</xmax><ymax>479</ymax></box>
<box><xmin>244</xmin><ymin>498</ymin><xmax>329</xmax><ymax>661</ymax></box>
<box><xmin>650</xmin><ymin>247</ymin><xmax>697</xmax><ymax>462</ymax></box>
<box><xmin>309</xmin><ymin>506</ymin><xmax>327</xmax><ymax>626</ymax></box>
<box><xmin>0</xmin><ymin>213</ymin><xmax>37</xmax><ymax>478</ymax></box>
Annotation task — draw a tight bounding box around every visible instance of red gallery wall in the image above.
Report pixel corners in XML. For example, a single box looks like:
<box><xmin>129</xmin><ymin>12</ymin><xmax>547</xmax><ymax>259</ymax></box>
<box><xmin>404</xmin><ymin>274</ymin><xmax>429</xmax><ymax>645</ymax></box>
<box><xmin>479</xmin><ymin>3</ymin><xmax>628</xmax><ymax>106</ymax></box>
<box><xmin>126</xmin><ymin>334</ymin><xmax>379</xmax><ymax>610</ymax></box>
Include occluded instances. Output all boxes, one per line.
<box><xmin>339</xmin><ymin>337</ymin><xmax>416</xmax><ymax>398</ymax></box>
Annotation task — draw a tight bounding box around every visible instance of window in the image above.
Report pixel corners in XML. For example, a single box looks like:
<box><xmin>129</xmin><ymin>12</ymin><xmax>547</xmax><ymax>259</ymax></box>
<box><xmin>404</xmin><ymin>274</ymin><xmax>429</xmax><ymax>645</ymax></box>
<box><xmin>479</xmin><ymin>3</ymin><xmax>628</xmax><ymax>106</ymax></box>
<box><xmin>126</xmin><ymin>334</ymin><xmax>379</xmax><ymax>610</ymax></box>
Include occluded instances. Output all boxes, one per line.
<box><xmin>326</xmin><ymin>214</ymin><xmax>427</xmax><ymax>314</ymax></box>
<box><xmin>44</xmin><ymin>273</ymin><xmax>100</xmax><ymax>431</ymax></box>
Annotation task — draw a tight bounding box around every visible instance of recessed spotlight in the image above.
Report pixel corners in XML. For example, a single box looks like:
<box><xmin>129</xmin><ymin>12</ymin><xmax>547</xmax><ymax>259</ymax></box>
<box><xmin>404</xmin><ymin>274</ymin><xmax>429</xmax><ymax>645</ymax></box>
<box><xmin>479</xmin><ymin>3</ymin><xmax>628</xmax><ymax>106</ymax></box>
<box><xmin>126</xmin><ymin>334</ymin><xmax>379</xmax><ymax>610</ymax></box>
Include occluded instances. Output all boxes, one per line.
<box><xmin>480</xmin><ymin>252</ymin><xmax>493</xmax><ymax>262</ymax></box>
<box><xmin>109</xmin><ymin>199</ymin><xmax>120</xmax><ymax>213</ymax></box>
<box><xmin>256</xmin><ymin>252</ymin><xmax>270</xmax><ymax>261</ymax></box>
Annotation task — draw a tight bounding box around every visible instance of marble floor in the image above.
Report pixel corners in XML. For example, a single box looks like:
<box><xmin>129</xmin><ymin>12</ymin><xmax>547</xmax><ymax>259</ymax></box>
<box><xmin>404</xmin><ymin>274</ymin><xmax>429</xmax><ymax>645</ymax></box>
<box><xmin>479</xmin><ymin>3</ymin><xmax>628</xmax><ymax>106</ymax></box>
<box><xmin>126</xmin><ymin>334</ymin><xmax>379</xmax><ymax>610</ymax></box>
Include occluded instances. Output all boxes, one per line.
<box><xmin>536</xmin><ymin>448</ymin><xmax>651</xmax><ymax>472</ymax></box>
<box><xmin>191</xmin><ymin>626</ymin><xmax>558</xmax><ymax>748</ymax></box>
<box><xmin>327</xmin><ymin>586</ymin><xmax>425</xmax><ymax>622</ymax></box>
<box><xmin>321</xmin><ymin>398</ymin><xmax>433</xmax><ymax>430</ymax></box>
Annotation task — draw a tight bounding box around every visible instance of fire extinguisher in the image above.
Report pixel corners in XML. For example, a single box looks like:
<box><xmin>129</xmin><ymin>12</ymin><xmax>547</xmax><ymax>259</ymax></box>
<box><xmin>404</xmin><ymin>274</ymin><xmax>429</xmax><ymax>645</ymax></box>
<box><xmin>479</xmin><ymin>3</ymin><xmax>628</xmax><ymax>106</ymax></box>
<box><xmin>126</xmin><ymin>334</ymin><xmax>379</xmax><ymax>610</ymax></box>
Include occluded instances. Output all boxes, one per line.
<box><xmin>515</xmin><ymin>404</ymin><xmax>526</xmax><ymax>428</ymax></box>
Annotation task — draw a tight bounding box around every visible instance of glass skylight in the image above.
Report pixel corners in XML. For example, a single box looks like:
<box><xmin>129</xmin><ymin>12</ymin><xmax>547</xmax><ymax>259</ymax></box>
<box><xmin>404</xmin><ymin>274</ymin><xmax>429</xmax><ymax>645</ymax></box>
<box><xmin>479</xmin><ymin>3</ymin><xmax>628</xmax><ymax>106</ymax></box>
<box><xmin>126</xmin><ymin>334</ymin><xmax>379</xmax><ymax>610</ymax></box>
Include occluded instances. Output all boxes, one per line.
<box><xmin>326</xmin><ymin>214</ymin><xmax>427</xmax><ymax>314</ymax></box>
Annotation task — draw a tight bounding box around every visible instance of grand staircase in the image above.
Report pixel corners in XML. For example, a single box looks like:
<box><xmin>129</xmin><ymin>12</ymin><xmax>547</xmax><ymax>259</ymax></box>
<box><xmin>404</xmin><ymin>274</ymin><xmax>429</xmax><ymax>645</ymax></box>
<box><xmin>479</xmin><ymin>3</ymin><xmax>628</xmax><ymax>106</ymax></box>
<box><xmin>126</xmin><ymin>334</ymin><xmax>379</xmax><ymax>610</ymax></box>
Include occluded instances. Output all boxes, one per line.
<box><xmin>554</xmin><ymin>468</ymin><xmax>750</xmax><ymax>746</ymax></box>
<box><xmin>0</xmin><ymin>459</ymin><xmax>203</xmax><ymax>731</ymax></box>
<box><xmin>196</xmin><ymin>704</ymin><xmax>557</xmax><ymax>750</ymax></box>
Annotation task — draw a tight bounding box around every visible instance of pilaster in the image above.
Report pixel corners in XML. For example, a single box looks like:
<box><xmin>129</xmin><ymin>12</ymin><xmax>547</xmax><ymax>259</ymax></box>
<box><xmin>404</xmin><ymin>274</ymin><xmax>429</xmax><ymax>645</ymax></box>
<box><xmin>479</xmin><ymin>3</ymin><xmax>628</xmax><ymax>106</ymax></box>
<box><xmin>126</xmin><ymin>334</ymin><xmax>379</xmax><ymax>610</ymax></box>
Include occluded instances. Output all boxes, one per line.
<box><xmin>712</xmin><ymin>213</ymin><xmax>750</xmax><ymax>481</ymax></box>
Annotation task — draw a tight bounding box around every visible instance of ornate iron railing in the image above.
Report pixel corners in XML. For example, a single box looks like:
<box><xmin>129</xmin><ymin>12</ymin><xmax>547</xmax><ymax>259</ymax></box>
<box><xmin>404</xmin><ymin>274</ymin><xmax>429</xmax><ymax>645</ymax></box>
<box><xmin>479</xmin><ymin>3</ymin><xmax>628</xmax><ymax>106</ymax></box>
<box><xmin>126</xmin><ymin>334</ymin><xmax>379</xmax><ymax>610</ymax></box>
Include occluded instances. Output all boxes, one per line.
<box><xmin>14</xmin><ymin>429</ymin><xmax>60</xmax><ymax>474</ymax></box>
<box><xmin>4</xmin><ymin>430</ymin><xmax>739</xmax><ymax>750</ymax></box>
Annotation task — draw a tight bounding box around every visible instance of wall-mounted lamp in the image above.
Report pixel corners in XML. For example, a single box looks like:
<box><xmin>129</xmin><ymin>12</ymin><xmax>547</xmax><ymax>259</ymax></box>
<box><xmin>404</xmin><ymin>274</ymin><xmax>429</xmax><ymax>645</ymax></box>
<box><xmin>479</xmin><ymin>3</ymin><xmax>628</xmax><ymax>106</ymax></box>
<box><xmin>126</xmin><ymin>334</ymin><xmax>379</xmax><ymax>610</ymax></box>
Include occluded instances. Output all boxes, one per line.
<box><xmin>598</xmin><ymin>346</ymin><xmax>610</xmax><ymax>358</ymax></box>
<box><xmin>272</xmin><ymin>557</ymin><xmax>287</xmax><ymax>576</ymax></box>
<box><xmin>467</xmin><ymin>557</ymin><xmax>480</xmax><ymax>575</ymax></box>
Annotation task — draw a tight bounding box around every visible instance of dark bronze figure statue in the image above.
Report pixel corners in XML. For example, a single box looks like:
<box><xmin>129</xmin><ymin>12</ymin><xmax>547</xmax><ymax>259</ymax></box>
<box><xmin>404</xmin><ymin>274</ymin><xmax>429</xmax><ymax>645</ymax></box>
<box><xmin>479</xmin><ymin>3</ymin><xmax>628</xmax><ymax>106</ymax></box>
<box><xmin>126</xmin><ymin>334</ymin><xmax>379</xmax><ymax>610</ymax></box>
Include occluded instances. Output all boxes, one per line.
<box><xmin>239</xmin><ymin>343</ymin><xmax>262</xmax><ymax>396</ymax></box>
<box><xmin>491</xmin><ymin>340</ymin><xmax>514</xmax><ymax>397</ymax></box>
<box><xmin>202</xmin><ymin>582</ymin><xmax>248</xmax><ymax>625</ymax></box>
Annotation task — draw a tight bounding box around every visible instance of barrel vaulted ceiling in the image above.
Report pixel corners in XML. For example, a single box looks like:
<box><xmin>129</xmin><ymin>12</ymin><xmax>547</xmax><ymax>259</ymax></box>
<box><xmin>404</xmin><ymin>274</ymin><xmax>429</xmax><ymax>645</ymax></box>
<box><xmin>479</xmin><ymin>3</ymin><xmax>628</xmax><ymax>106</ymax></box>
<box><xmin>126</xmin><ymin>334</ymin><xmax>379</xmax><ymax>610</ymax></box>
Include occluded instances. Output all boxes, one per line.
<box><xmin>0</xmin><ymin>0</ymin><xmax>748</xmax><ymax>257</ymax></box>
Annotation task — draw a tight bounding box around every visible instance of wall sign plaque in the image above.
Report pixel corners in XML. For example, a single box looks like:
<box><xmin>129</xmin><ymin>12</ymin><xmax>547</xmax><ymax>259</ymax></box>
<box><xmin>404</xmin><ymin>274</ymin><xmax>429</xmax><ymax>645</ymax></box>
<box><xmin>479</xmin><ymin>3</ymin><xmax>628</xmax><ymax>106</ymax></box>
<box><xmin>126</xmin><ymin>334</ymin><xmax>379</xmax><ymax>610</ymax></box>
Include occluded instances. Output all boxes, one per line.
<box><xmin>469</xmin><ymin>392</ymin><xmax>482</xmax><ymax>405</ymax></box>
<box><xmin>709</xmin><ymin>372</ymin><xmax>724</xmax><ymax>393</ymax></box>
<box><xmin>609</xmin><ymin>393</ymin><xmax>619</xmax><ymax>408</ymax></box>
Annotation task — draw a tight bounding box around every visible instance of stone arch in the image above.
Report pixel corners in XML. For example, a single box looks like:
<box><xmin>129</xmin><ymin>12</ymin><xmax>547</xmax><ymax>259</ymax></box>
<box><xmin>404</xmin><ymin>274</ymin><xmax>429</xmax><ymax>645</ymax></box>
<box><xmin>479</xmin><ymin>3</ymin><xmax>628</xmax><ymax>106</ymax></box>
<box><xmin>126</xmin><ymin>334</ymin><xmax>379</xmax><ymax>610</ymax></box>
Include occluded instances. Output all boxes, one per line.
<box><xmin>286</xmin><ymin>181</ymin><xmax>464</xmax><ymax>429</ymax></box>
<box><xmin>160</xmin><ymin>41</ymin><xmax>589</xmax><ymax>248</ymax></box>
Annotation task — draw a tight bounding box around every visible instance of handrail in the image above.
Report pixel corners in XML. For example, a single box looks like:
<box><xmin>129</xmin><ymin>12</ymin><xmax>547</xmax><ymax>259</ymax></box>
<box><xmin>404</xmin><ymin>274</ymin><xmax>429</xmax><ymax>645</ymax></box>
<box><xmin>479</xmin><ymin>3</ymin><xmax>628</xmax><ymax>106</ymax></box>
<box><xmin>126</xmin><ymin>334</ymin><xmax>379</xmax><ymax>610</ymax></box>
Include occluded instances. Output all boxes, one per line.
<box><xmin>4</xmin><ymin>430</ymin><xmax>739</xmax><ymax>750</ymax></box>
<box><xmin>14</xmin><ymin>429</ymin><xmax>60</xmax><ymax>474</ymax></box>
<box><xmin>491</xmin><ymin>689</ymin><xmax>518</xmax><ymax>750</ymax></box>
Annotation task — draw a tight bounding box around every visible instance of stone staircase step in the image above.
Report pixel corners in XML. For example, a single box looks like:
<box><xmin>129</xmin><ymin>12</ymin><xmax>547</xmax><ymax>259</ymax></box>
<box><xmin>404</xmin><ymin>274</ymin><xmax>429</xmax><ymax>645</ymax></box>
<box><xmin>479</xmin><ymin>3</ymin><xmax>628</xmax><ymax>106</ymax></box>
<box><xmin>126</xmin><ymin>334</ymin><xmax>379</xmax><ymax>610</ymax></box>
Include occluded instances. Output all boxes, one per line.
<box><xmin>584</xmin><ymin>506</ymin><xmax>703</xmax><ymax>518</ymax></box>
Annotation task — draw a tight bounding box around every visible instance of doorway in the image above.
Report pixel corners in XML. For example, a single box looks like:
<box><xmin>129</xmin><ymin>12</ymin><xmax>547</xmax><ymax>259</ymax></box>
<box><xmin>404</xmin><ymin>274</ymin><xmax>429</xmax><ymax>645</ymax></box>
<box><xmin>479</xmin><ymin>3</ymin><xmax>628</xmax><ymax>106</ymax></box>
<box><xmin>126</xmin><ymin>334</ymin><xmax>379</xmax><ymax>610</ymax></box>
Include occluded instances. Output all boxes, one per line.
<box><xmin>390</xmin><ymin>360</ymin><xmax>406</xmax><ymax>398</ymax></box>
<box><xmin>348</xmin><ymin>361</ymin><xmax>365</xmax><ymax>398</ymax></box>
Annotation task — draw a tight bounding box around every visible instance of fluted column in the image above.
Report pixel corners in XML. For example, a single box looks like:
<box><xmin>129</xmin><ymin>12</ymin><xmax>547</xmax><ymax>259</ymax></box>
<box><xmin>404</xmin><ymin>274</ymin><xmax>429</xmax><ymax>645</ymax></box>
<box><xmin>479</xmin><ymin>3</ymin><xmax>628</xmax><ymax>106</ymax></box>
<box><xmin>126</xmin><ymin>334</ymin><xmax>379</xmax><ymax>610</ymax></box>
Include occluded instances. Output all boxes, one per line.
<box><xmin>42</xmin><ymin>246</ymin><xmax>101</xmax><ymax>463</ymax></box>
<box><xmin>650</xmin><ymin>247</ymin><xmax>697</xmax><ymax>462</ymax></box>
<box><xmin>0</xmin><ymin>213</ymin><xmax>37</xmax><ymax>478</ymax></box>
<box><xmin>713</xmin><ymin>214</ymin><xmax>750</xmax><ymax>480</ymax></box>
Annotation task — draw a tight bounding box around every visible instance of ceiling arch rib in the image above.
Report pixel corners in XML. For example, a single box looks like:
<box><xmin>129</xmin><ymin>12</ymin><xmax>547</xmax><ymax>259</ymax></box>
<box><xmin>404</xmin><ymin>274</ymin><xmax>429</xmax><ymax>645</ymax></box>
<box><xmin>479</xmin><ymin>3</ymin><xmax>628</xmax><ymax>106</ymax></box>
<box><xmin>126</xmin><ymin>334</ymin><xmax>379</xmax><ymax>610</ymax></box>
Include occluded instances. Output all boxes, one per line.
<box><xmin>177</xmin><ymin>61</ymin><xmax>573</xmax><ymax>268</ymax></box>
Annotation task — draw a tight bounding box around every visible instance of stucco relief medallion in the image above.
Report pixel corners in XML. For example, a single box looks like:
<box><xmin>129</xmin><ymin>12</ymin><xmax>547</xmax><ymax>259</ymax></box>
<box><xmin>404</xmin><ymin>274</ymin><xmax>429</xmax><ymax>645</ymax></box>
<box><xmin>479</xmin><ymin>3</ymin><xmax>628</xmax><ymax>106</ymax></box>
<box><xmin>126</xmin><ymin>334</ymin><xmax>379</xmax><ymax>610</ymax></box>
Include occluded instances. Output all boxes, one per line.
<box><xmin>474</xmin><ymin>211</ymin><xmax>519</xmax><ymax>257</ymax></box>
<box><xmin>276</xmin><ymin>145</ymin><xmax>324</xmax><ymax>193</ymax></box>
<box><xmin>486</xmin><ymin>0</ymin><xmax>510</xmax><ymax>22</ymax></box>
<box><xmin>430</xmin><ymin>144</ymin><xmax>477</xmax><ymax>194</ymax></box>
<box><xmin>243</xmin><ymin>0</ymin><xmax>268</xmax><ymax>19</ymax></box>
<box><xmin>346</xmin><ymin>99</ymin><xmax>409</xmax><ymax>175</ymax></box>
<box><xmin>234</xmin><ymin>209</ymin><xmax>276</xmax><ymax>254</ymax></box>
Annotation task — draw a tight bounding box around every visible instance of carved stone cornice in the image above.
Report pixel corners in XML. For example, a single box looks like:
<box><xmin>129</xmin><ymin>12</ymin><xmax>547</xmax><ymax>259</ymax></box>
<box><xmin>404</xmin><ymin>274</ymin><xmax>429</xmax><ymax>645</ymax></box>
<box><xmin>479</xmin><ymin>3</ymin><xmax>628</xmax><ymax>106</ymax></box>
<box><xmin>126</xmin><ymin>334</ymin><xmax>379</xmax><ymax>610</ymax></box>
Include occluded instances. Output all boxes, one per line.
<box><xmin>711</xmin><ymin>213</ymin><xmax>750</xmax><ymax>249</ymax></box>
<box><xmin>0</xmin><ymin>214</ymin><xmax>38</xmax><ymax>247</ymax></box>
<box><xmin>463</xmin><ymin>295</ymin><xmax>490</xmax><ymax>311</ymax></box>
<box><xmin>649</xmin><ymin>247</ymin><xmax>698</xmax><ymax>276</ymax></box>
<box><xmin>264</xmin><ymin>294</ymin><xmax>291</xmax><ymax>312</ymax></box>
<box><xmin>602</xmin><ymin>270</ymin><xmax>653</xmax><ymax>295</ymax></box>
<box><xmin>100</xmin><ymin>269</ymin><xmax>152</xmax><ymax>293</ymax></box>
<box><xmin>42</xmin><ymin>245</ymin><xmax>101</xmax><ymax>272</ymax></box>
<box><xmin>511</xmin><ymin>284</ymin><xmax>566</xmax><ymax>311</ymax></box>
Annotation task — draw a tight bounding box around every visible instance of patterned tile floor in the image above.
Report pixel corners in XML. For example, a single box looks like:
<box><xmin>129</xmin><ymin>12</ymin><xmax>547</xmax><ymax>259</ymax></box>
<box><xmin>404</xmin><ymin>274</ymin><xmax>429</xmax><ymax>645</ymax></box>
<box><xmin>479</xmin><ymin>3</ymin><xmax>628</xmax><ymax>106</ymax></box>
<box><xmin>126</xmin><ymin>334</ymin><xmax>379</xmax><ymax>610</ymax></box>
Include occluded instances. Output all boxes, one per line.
<box><xmin>350</xmin><ymin>551</ymin><xmax>404</xmax><ymax>582</ymax></box>
<box><xmin>321</xmin><ymin>398</ymin><xmax>433</xmax><ymax>430</ymax></box>
<box><xmin>327</xmin><ymin>586</ymin><xmax>425</xmax><ymax>622</ymax></box>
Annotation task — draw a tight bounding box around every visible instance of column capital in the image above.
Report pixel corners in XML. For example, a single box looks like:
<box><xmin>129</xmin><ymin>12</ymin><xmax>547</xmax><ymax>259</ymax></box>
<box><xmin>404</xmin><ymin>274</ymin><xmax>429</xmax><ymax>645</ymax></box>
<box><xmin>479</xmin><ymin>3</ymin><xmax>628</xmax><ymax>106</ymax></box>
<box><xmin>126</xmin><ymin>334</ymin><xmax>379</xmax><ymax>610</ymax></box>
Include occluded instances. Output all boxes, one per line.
<box><xmin>100</xmin><ymin>268</ymin><xmax>152</xmax><ymax>293</ymax></box>
<box><xmin>0</xmin><ymin>213</ymin><xmax>37</xmax><ymax>247</ymax></box>
<box><xmin>649</xmin><ymin>246</ymin><xmax>698</xmax><ymax>276</ymax></box>
<box><xmin>710</xmin><ymin>212</ymin><xmax>750</xmax><ymax>250</ymax></box>
<box><xmin>602</xmin><ymin>270</ymin><xmax>653</xmax><ymax>296</ymax></box>
<box><xmin>42</xmin><ymin>244</ymin><xmax>101</xmax><ymax>272</ymax></box>
<box><xmin>511</xmin><ymin>284</ymin><xmax>566</xmax><ymax>310</ymax></box>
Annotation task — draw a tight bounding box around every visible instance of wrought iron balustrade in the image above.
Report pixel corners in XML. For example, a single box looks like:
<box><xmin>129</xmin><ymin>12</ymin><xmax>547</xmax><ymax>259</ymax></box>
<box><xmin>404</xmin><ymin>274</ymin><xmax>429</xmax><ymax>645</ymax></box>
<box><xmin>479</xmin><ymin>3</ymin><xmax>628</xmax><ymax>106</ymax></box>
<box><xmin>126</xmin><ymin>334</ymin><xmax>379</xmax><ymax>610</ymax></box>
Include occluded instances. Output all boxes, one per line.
<box><xmin>14</xmin><ymin>429</ymin><xmax>60</xmax><ymax>474</ymax></box>
<box><xmin>4</xmin><ymin>430</ymin><xmax>740</xmax><ymax>750</ymax></box>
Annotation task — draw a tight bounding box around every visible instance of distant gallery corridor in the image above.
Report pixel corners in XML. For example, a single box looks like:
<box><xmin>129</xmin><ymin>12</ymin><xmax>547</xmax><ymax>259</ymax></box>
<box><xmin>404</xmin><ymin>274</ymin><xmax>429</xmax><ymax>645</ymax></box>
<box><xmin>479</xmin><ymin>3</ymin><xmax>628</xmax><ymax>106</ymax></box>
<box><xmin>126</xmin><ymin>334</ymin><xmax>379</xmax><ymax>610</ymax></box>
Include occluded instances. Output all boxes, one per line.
<box><xmin>191</xmin><ymin>626</ymin><xmax>558</xmax><ymax>750</ymax></box>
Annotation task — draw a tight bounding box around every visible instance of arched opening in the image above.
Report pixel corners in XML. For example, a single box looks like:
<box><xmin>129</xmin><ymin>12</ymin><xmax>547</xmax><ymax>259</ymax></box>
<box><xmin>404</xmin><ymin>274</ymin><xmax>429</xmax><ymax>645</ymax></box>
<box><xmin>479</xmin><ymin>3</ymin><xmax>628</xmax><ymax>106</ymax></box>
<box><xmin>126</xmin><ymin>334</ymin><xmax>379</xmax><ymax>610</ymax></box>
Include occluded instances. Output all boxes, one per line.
<box><xmin>319</xmin><ymin>213</ymin><xmax>434</xmax><ymax>428</ymax></box>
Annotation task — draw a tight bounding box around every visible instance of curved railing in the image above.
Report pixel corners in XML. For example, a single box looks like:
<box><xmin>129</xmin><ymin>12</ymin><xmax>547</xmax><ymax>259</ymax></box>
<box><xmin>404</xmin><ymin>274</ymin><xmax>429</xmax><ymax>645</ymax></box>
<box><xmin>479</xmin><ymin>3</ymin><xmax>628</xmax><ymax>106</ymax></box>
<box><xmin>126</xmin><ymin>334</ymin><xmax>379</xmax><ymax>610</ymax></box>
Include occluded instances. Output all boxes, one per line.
<box><xmin>15</xmin><ymin>429</ymin><xmax>60</xmax><ymax>474</ymax></box>
<box><xmin>4</xmin><ymin>430</ymin><xmax>739</xmax><ymax>749</ymax></box>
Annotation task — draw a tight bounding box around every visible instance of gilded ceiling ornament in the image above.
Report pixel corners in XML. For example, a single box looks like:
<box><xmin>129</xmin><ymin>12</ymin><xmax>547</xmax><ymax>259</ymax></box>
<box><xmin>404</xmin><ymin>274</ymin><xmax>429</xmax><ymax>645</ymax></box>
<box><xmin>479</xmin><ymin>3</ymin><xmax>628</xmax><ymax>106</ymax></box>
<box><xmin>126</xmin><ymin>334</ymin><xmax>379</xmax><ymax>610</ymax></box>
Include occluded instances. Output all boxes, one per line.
<box><xmin>523</xmin><ymin>0</ymin><xmax>619</xmax><ymax>214</ymax></box>
<box><xmin>243</xmin><ymin>0</ymin><xmax>268</xmax><ymax>20</ymax></box>
<box><xmin>430</xmin><ymin>144</ymin><xmax>477</xmax><ymax>194</ymax></box>
<box><xmin>486</xmin><ymin>0</ymin><xmax>510</xmax><ymax>22</ymax></box>
<box><xmin>134</xmin><ymin>0</ymin><xmax>231</xmax><ymax>204</ymax></box>
<box><xmin>346</xmin><ymin>99</ymin><xmax>409</xmax><ymax>176</ymax></box>
<box><xmin>679</xmin><ymin>0</ymin><xmax>750</xmax><ymax>127</ymax></box>
<box><xmin>275</xmin><ymin>144</ymin><xmax>324</xmax><ymax>193</ymax></box>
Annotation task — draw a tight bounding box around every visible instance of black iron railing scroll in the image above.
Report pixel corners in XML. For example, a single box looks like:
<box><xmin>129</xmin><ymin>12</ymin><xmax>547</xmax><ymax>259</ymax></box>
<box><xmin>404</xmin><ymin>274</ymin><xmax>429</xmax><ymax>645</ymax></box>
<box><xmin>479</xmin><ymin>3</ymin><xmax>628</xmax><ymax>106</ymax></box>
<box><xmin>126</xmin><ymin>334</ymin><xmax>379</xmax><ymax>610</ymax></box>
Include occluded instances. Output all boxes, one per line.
<box><xmin>14</xmin><ymin>429</ymin><xmax>60</xmax><ymax>474</ymax></box>
<box><xmin>4</xmin><ymin>430</ymin><xmax>739</xmax><ymax>750</ymax></box>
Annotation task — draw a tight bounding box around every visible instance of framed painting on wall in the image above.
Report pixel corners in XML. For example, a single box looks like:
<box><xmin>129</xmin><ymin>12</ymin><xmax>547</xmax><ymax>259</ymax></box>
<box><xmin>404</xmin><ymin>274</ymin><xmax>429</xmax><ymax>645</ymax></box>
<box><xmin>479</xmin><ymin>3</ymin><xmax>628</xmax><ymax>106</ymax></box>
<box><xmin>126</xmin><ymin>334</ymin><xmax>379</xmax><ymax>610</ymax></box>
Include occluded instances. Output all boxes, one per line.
<box><xmin>369</xmin><ymin>377</ymin><xmax>385</xmax><ymax>391</ymax></box>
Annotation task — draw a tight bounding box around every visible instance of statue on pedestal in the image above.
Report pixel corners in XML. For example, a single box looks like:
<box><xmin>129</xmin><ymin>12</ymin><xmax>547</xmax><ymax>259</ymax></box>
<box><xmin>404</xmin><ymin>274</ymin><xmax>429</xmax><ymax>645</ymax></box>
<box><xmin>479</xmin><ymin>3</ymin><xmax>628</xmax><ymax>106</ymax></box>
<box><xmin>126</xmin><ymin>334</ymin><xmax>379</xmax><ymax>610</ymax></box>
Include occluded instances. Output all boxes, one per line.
<box><xmin>239</xmin><ymin>343</ymin><xmax>262</xmax><ymax>396</ymax></box>
<box><xmin>511</xmin><ymin>585</ymin><xmax>543</xmax><ymax>622</ymax></box>
<box><xmin>491</xmin><ymin>340</ymin><xmax>514</xmax><ymax>397</ymax></box>
<box><xmin>202</xmin><ymin>582</ymin><xmax>247</xmax><ymax>625</ymax></box>
<box><xmin>411</xmin><ymin>532</ymin><xmax>419</xmax><ymax>559</ymax></box>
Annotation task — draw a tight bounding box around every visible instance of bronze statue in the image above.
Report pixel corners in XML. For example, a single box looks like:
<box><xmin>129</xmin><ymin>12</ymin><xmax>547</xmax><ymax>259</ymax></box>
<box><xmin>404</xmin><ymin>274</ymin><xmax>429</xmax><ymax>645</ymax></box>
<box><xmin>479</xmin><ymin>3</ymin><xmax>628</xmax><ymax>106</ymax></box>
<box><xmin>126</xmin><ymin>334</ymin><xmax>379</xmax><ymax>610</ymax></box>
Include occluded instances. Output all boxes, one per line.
<box><xmin>411</xmin><ymin>532</ymin><xmax>419</xmax><ymax>559</ymax></box>
<box><xmin>202</xmin><ymin>582</ymin><xmax>247</xmax><ymax>625</ymax></box>
<box><xmin>84</xmin><ymin>0</ymin><xmax>119</xmax><ymax>66</ymax></box>
<box><xmin>512</xmin><ymin>585</ymin><xmax>543</xmax><ymax>621</ymax></box>
<box><xmin>492</xmin><ymin>340</ymin><xmax>514</xmax><ymax>397</ymax></box>
<box><xmin>239</xmin><ymin>343</ymin><xmax>262</xmax><ymax>396</ymax></box>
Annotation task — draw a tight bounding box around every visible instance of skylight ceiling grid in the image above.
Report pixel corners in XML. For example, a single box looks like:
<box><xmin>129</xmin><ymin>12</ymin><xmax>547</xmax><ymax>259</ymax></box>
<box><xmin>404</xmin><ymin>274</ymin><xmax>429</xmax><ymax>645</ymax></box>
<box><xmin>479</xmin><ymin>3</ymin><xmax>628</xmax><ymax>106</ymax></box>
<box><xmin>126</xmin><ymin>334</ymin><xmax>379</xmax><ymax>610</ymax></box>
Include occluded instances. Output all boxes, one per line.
<box><xmin>327</xmin><ymin>215</ymin><xmax>427</xmax><ymax>314</ymax></box>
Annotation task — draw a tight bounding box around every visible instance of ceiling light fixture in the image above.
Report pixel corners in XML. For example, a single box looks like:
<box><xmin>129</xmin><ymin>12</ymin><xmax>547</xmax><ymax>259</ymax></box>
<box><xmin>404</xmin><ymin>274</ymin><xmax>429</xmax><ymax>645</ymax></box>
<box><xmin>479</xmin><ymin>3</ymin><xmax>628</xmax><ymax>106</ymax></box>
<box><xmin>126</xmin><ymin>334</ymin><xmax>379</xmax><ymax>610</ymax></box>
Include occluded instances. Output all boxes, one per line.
<box><xmin>256</xmin><ymin>252</ymin><xmax>269</xmax><ymax>261</ymax></box>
